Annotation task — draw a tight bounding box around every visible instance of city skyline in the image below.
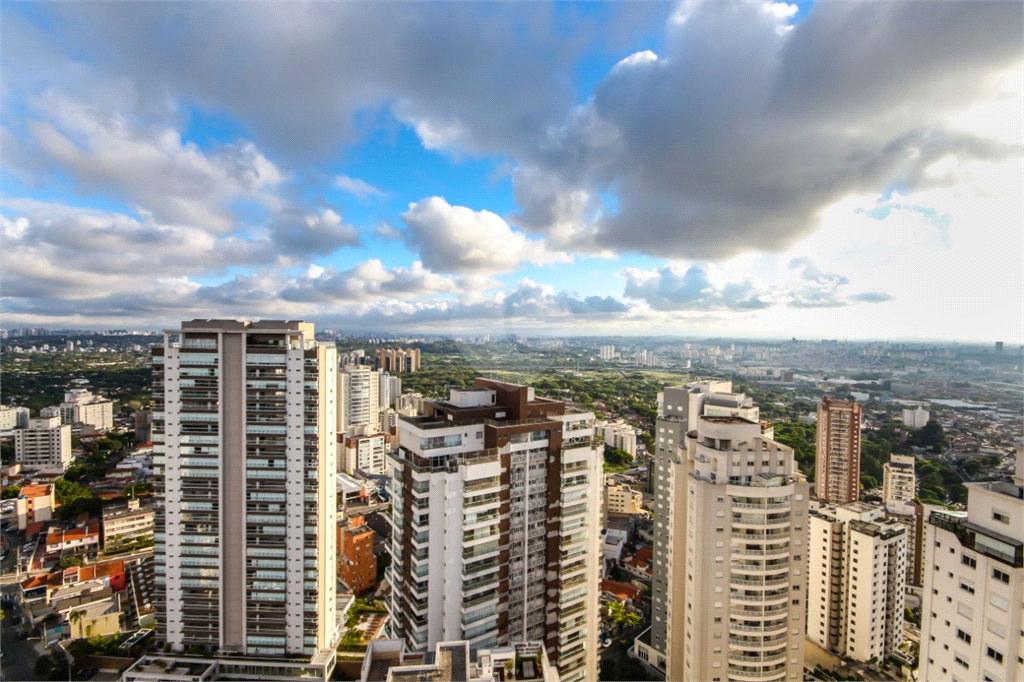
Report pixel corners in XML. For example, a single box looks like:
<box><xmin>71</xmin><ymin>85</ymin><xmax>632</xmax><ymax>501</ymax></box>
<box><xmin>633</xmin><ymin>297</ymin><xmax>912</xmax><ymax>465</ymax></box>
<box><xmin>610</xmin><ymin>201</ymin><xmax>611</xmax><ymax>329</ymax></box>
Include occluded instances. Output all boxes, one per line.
<box><xmin>1</xmin><ymin>1</ymin><xmax>1021</xmax><ymax>343</ymax></box>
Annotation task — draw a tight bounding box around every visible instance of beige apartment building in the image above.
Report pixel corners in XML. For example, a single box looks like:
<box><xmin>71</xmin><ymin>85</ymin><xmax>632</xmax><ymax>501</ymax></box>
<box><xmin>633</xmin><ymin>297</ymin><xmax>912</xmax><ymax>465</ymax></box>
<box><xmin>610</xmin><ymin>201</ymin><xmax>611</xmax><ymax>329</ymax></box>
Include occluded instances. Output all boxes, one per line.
<box><xmin>152</xmin><ymin>320</ymin><xmax>340</xmax><ymax>680</ymax></box>
<box><xmin>605</xmin><ymin>483</ymin><xmax>643</xmax><ymax>515</ymax></box>
<box><xmin>60</xmin><ymin>388</ymin><xmax>115</xmax><ymax>431</ymax></box>
<box><xmin>636</xmin><ymin>381</ymin><xmax>807</xmax><ymax>682</ymax></box>
<box><xmin>15</xmin><ymin>416</ymin><xmax>72</xmax><ymax>473</ymax></box>
<box><xmin>882</xmin><ymin>454</ymin><xmax>916</xmax><ymax>505</ymax></box>
<box><xmin>815</xmin><ymin>398</ymin><xmax>862</xmax><ymax>505</ymax></box>
<box><xmin>808</xmin><ymin>502</ymin><xmax>907</xmax><ymax>663</ymax></box>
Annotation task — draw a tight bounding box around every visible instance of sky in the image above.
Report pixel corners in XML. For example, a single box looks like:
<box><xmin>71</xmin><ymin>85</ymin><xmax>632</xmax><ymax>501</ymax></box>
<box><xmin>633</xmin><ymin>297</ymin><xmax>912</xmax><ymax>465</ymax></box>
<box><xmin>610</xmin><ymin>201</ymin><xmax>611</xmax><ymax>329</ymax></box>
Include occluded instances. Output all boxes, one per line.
<box><xmin>1</xmin><ymin>1</ymin><xmax>1021</xmax><ymax>342</ymax></box>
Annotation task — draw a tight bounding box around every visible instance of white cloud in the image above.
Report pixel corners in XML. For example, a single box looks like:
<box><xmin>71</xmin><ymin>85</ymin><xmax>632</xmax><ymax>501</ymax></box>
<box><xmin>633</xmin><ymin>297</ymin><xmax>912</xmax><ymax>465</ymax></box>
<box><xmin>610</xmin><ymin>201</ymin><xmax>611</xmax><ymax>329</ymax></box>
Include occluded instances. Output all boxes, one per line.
<box><xmin>335</xmin><ymin>175</ymin><xmax>386</xmax><ymax>200</ymax></box>
<box><xmin>401</xmin><ymin>197</ymin><xmax>571</xmax><ymax>275</ymax></box>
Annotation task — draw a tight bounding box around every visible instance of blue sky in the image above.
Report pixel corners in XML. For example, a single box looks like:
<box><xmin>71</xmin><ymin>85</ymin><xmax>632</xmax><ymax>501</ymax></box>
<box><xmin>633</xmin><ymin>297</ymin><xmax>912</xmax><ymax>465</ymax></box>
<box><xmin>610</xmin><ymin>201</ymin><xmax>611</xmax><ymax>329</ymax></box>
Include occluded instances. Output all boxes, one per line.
<box><xmin>1</xmin><ymin>1</ymin><xmax>1021</xmax><ymax>341</ymax></box>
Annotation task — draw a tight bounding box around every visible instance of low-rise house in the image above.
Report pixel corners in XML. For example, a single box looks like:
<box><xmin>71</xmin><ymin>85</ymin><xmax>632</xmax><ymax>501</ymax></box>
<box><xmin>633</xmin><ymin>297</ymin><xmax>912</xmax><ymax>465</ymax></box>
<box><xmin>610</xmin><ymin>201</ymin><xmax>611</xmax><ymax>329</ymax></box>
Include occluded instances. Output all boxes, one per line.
<box><xmin>600</xmin><ymin>579</ymin><xmax>641</xmax><ymax>605</ymax></box>
<box><xmin>45</xmin><ymin>518</ymin><xmax>101</xmax><ymax>558</ymax></box>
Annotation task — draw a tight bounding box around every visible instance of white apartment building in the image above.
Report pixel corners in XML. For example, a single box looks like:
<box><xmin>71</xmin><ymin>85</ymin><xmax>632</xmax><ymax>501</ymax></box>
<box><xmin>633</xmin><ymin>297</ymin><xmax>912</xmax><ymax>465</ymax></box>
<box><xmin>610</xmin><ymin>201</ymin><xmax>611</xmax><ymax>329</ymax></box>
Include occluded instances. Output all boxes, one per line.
<box><xmin>343</xmin><ymin>430</ymin><xmax>388</xmax><ymax>476</ymax></box>
<box><xmin>902</xmin><ymin>406</ymin><xmax>930</xmax><ymax>428</ymax></box>
<box><xmin>595</xmin><ymin>419</ymin><xmax>638</xmax><ymax>457</ymax></box>
<box><xmin>918</xmin><ymin>447</ymin><xmax>1024</xmax><ymax>682</ymax></box>
<box><xmin>339</xmin><ymin>365</ymin><xmax>380</xmax><ymax>434</ymax></box>
<box><xmin>0</xmin><ymin>405</ymin><xmax>30</xmax><ymax>430</ymax></box>
<box><xmin>637</xmin><ymin>382</ymin><xmax>807</xmax><ymax>682</ymax></box>
<box><xmin>599</xmin><ymin>345</ymin><xmax>615</xmax><ymax>361</ymax></box>
<box><xmin>60</xmin><ymin>388</ymin><xmax>115</xmax><ymax>431</ymax></box>
<box><xmin>15</xmin><ymin>416</ymin><xmax>72</xmax><ymax>473</ymax></box>
<box><xmin>152</xmin><ymin>320</ymin><xmax>340</xmax><ymax>681</ymax></box>
<box><xmin>808</xmin><ymin>503</ymin><xmax>907</xmax><ymax>663</ymax></box>
<box><xmin>387</xmin><ymin>380</ymin><xmax>602</xmax><ymax>682</ymax></box>
<box><xmin>605</xmin><ymin>484</ymin><xmax>643</xmax><ymax>515</ymax></box>
<box><xmin>883</xmin><ymin>454</ymin><xmax>916</xmax><ymax>505</ymax></box>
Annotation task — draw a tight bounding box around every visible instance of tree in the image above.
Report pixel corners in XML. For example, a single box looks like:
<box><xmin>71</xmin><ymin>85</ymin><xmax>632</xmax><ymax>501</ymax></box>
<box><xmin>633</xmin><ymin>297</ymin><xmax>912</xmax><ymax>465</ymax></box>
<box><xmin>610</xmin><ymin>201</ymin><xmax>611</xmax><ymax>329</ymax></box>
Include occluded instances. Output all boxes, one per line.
<box><xmin>606</xmin><ymin>601</ymin><xmax>642</xmax><ymax>629</ymax></box>
<box><xmin>1</xmin><ymin>485</ymin><xmax>20</xmax><ymax>499</ymax></box>
<box><xmin>59</xmin><ymin>556</ymin><xmax>85</xmax><ymax>569</ymax></box>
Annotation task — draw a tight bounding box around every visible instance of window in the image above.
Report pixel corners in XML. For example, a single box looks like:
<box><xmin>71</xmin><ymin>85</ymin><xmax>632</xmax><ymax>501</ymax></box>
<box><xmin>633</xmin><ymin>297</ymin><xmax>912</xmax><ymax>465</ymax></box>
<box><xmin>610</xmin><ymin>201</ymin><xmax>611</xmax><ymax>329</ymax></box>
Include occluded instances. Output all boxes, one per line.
<box><xmin>954</xmin><ymin>656</ymin><xmax>969</xmax><ymax>669</ymax></box>
<box><xmin>956</xmin><ymin>629</ymin><xmax>971</xmax><ymax>644</ymax></box>
<box><xmin>986</xmin><ymin>647</ymin><xmax>1004</xmax><ymax>663</ymax></box>
<box><xmin>962</xmin><ymin>555</ymin><xmax>977</xmax><ymax>569</ymax></box>
<box><xmin>992</xmin><ymin>568</ymin><xmax>1009</xmax><ymax>584</ymax></box>
<box><xmin>992</xmin><ymin>511</ymin><xmax>1009</xmax><ymax>524</ymax></box>
<box><xmin>960</xmin><ymin>582</ymin><xmax>975</xmax><ymax>595</ymax></box>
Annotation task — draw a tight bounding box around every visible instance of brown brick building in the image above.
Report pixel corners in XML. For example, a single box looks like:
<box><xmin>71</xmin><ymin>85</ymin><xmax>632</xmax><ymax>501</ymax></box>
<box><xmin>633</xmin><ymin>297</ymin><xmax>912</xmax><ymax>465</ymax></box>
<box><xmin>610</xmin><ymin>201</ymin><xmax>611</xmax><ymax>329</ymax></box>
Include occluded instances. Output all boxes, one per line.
<box><xmin>338</xmin><ymin>515</ymin><xmax>376</xmax><ymax>594</ymax></box>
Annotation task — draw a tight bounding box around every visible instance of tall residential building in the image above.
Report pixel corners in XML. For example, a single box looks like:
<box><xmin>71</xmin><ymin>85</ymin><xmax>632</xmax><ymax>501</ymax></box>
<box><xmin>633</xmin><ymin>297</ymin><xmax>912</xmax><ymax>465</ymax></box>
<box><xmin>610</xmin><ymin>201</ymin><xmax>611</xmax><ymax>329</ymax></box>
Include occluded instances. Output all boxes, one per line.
<box><xmin>807</xmin><ymin>503</ymin><xmax>907</xmax><ymax>663</ymax></box>
<box><xmin>918</xmin><ymin>447</ymin><xmax>1024</xmax><ymax>682</ymax></box>
<box><xmin>902</xmin><ymin>406</ymin><xmax>930</xmax><ymax>428</ymax></box>
<box><xmin>638</xmin><ymin>382</ymin><xmax>807</xmax><ymax>682</ymax></box>
<box><xmin>886</xmin><ymin>499</ymin><xmax>928</xmax><ymax>591</ymax></box>
<box><xmin>339</xmin><ymin>365</ymin><xmax>381</xmax><ymax>435</ymax></box>
<box><xmin>386</xmin><ymin>380</ymin><xmax>602</xmax><ymax>682</ymax></box>
<box><xmin>376</xmin><ymin>348</ymin><xmax>421</xmax><ymax>373</ymax></box>
<box><xmin>60</xmin><ymin>388</ymin><xmax>115</xmax><ymax>431</ymax></box>
<box><xmin>0</xmin><ymin>404</ymin><xmax>30</xmax><ymax>430</ymax></box>
<box><xmin>815</xmin><ymin>398</ymin><xmax>862</xmax><ymax>505</ymax></box>
<box><xmin>152</xmin><ymin>320</ymin><xmax>340</xmax><ymax>680</ymax></box>
<box><xmin>643</xmin><ymin>380</ymin><xmax>754</xmax><ymax>672</ymax></box>
<box><xmin>599</xmin><ymin>345</ymin><xmax>615</xmax><ymax>361</ymax></box>
<box><xmin>883</xmin><ymin>454</ymin><xmax>916</xmax><ymax>505</ymax></box>
<box><xmin>15</xmin><ymin>416</ymin><xmax>72</xmax><ymax>473</ymax></box>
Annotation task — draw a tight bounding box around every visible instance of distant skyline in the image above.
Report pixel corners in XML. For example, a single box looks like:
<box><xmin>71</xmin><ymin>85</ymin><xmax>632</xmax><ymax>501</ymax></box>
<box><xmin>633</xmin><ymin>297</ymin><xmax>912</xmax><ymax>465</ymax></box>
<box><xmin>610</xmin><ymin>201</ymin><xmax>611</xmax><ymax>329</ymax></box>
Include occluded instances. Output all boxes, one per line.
<box><xmin>1</xmin><ymin>2</ymin><xmax>1021</xmax><ymax>342</ymax></box>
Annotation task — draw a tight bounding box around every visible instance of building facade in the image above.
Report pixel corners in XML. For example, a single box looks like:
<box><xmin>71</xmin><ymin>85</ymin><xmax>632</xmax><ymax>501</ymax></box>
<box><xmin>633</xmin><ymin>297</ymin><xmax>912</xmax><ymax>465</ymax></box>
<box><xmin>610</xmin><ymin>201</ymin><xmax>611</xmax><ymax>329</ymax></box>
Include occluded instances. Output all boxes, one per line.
<box><xmin>643</xmin><ymin>380</ymin><xmax>757</xmax><ymax>675</ymax></box>
<box><xmin>902</xmin><ymin>406</ymin><xmax>930</xmax><ymax>428</ymax></box>
<box><xmin>595</xmin><ymin>419</ymin><xmax>638</xmax><ymax>457</ymax></box>
<box><xmin>639</xmin><ymin>382</ymin><xmax>807</xmax><ymax>682</ymax></box>
<box><xmin>807</xmin><ymin>503</ymin><xmax>907</xmax><ymax>662</ymax></box>
<box><xmin>0</xmin><ymin>405</ymin><xmax>30</xmax><ymax>430</ymax></box>
<box><xmin>815</xmin><ymin>398</ymin><xmax>862</xmax><ymax>505</ymax></box>
<box><xmin>387</xmin><ymin>380</ymin><xmax>602</xmax><ymax>682</ymax></box>
<box><xmin>152</xmin><ymin>319</ymin><xmax>339</xmax><ymax>680</ymax></box>
<box><xmin>605</xmin><ymin>484</ymin><xmax>643</xmax><ymax>516</ymax></box>
<box><xmin>15</xmin><ymin>416</ymin><xmax>72</xmax><ymax>473</ymax></box>
<box><xmin>883</xmin><ymin>454</ymin><xmax>916</xmax><ymax>505</ymax></box>
<box><xmin>102</xmin><ymin>498</ymin><xmax>155</xmax><ymax>550</ymax></box>
<box><xmin>60</xmin><ymin>388</ymin><xmax>115</xmax><ymax>431</ymax></box>
<box><xmin>918</xmin><ymin>448</ymin><xmax>1024</xmax><ymax>682</ymax></box>
<box><xmin>339</xmin><ymin>365</ymin><xmax>381</xmax><ymax>435</ymax></box>
<box><xmin>339</xmin><ymin>515</ymin><xmax>377</xmax><ymax>594</ymax></box>
<box><xmin>376</xmin><ymin>348</ymin><xmax>421</xmax><ymax>374</ymax></box>
<box><xmin>343</xmin><ymin>431</ymin><xmax>388</xmax><ymax>476</ymax></box>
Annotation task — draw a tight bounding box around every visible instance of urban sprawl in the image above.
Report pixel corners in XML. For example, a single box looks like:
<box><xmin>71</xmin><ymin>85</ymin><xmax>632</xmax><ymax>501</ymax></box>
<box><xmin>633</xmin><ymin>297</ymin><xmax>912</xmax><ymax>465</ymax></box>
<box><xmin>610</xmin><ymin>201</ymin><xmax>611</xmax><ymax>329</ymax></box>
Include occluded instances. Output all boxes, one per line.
<box><xmin>1</xmin><ymin>324</ymin><xmax>1022</xmax><ymax>682</ymax></box>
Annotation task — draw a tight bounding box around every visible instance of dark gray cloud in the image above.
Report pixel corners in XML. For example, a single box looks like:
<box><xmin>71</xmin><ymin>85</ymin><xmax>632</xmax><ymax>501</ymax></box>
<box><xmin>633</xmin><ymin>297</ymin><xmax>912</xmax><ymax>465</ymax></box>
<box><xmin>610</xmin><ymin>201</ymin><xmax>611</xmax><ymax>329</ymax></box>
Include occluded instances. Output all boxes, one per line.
<box><xmin>17</xmin><ymin>3</ymin><xmax>580</xmax><ymax>161</ymax></box>
<box><xmin>508</xmin><ymin>1</ymin><xmax>1022</xmax><ymax>259</ymax></box>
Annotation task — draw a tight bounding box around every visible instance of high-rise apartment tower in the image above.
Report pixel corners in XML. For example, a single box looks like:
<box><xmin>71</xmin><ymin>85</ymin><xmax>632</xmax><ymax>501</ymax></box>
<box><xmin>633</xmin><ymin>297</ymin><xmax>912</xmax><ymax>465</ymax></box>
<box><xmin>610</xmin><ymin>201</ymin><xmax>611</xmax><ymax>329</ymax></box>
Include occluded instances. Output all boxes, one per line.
<box><xmin>386</xmin><ymin>379</ymin><xmax>602</xmax><ymax>682</ymax></box>
<box><xmin>815</xmin><ymin>398</ymin><xmax>862</xmax><ymax>504</ymax></box>
<box><xmin>152</xmin><ymin>320</ymin><xmax>339</xmax><ymax>680</ymax></box>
